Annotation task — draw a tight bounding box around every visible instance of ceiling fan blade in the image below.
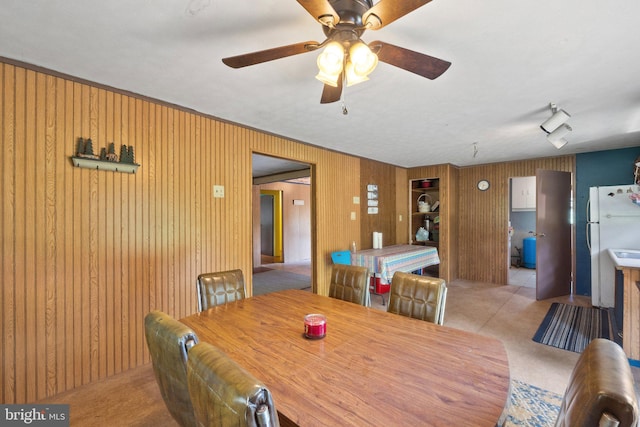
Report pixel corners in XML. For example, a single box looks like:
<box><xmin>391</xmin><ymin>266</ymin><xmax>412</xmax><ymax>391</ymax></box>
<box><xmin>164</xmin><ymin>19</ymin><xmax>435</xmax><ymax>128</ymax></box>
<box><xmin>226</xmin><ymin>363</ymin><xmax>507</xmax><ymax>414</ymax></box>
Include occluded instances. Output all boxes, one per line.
<box><xmin>320</xmin><ymin>73</ymin><xmax>343</xmax><ymax>104</ymax></box>
<box><xmin>222</xmin><ymin>41</ymin><xmax>319</xmax><ymax>68</ymax></box>
<box><xmin>296</xmin><ymin>0</ymin><xmax>339</xmax><ymax>26</ymax></box>
<box><xmin>363</xmin><ymin>0</ymin><xmax>433</xmax><ymax>30</ymax></box>
<box><xmin>371</xmin><ymin>40</ymin><xmax>451</xmax><ymax>80</ymax></box>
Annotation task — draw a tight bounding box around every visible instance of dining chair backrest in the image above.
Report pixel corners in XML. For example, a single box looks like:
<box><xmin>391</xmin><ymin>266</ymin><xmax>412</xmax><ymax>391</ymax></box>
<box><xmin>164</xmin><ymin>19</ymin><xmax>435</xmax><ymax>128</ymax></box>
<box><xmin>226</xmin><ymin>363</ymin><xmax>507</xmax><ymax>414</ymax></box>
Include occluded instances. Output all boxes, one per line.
<box><xmin>387</xmin><ymin>272</ymin><xmax>447</xmax><ymax>325</ymax></box>
<box><xmin>187</xmin><ymin>342</ymin><xmax>280</xmax><ymax>427</ymax></box>
<box><xmin>196</xmin><ymin>269</ymin><xmax>246</xmax><ymax>312</ymax></box>
<box><xmin>328</xmin><ymin>264</ymin><xmax>371</xmax><ymax>307</ymax></box>
<box><xmin>144</xmin><ymin>310</ymin><xmax>199</xmax><ymax>427</ymax></box>
<box><xmin>554</xmin><ymin>338</ymin><xmax>638</xmax><ymax>427</ymax></box>
<box><xmin>330</xmin><ymin>250</ymin><xmax>351</xmax><ymax>265</ymax></box>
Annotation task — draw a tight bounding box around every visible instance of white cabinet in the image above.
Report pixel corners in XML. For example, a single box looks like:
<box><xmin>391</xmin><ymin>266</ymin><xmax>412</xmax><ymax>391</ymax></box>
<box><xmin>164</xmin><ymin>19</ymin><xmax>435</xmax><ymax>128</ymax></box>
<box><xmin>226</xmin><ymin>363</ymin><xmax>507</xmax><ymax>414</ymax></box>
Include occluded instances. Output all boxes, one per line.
<box><xmin>511</xmin><ymin>176</ymin><xmax>536</xmax><ymax>211</ymax></box>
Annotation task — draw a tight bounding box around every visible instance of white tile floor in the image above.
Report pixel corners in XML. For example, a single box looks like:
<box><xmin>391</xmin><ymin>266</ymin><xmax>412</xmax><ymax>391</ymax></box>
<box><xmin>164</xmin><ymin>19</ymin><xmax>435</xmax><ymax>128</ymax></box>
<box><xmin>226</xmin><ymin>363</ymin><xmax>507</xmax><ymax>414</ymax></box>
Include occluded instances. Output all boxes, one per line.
<box><xmin>508</xmin><ymin>266</ymin><xmax>536</xmax><ymax>288</ymax></box>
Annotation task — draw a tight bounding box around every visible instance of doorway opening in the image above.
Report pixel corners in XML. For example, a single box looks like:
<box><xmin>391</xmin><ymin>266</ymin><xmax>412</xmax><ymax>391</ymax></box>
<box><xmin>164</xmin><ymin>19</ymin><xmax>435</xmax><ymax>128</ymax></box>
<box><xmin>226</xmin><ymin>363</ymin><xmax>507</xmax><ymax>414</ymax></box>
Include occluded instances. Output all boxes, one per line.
<box><xmin>508</xmin><ymin>176</ymin><xmax>537</xmax><ymax>288</ymax></box>
<box><xmin>252</xmin><ymin>153</ymin><xmax>312</xmax><ymax>272</ymax></box>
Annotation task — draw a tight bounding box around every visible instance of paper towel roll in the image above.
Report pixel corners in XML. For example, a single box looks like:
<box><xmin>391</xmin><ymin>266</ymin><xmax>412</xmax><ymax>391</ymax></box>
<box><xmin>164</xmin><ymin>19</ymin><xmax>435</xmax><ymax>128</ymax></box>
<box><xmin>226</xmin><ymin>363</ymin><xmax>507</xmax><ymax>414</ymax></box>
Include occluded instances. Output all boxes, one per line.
<box><xmin>373</xmin><ymin>232</ymin><xmax>383</xmax><ymax>249</ymax></box>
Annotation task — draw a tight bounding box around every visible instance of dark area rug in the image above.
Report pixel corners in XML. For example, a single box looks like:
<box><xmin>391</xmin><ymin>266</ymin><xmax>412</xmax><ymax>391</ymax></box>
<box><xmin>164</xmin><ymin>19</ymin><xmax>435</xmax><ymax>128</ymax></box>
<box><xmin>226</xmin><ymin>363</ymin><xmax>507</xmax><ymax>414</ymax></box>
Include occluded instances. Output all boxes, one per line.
<box><xmin>533</xmin><ymin>302</ymin><xmax>610</xmax><ymax>353</ymax></box>
<box><xmin>252</xmin><ymin>270</ymin><xmax>311</xmax><ymax>296</ymax></box>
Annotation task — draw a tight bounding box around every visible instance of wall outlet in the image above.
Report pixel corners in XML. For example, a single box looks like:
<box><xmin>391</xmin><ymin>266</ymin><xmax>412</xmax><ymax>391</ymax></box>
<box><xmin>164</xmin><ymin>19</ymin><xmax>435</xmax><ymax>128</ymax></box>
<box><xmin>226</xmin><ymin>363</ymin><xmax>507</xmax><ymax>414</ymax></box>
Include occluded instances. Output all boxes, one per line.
<box><xmin>353</xmin><ymin>196</ymin><xmax>360</xmax><ymax>204</ymax></box>
<box><xmin>213</xmin><ymin>185</ymin><xmax>224</xmax><ymax>198</ymax></box>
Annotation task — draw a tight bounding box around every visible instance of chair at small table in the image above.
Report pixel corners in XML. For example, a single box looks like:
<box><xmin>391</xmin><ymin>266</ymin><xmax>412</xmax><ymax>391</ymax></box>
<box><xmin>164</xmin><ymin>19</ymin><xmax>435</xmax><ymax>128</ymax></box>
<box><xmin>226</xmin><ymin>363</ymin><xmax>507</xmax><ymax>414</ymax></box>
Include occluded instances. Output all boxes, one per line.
<box><xmin>196</xmin><ymin>269</ymin><xmax>246</xmax><ymax>312</ymax></box>
<box><xmin>187</xmin><ymin>341</ymin><xmax>280</xmax><ymax>427</ymax></box>
<box><xmin>330</xmin><ymin>250</ymin><xmax>352</xmax><ymax>265</ymax></box>
<box><xmin>328</xmin><ymin>264</ymin><xmax>371</xmax><ymax>307</ymax></box>
<box><xmin>554</xmin><ymin>338</ymin><xmax>638</xmax><ymax>427</ymax></box>
<box><xmin>386</xmin><ymin>271</ymin><xmax>447</xmax><ymax>325</ymax></box>
<box><xmin>144</xmin><ymin>310</ymin><xmax>199</xmax><ymax>427</ymax></box>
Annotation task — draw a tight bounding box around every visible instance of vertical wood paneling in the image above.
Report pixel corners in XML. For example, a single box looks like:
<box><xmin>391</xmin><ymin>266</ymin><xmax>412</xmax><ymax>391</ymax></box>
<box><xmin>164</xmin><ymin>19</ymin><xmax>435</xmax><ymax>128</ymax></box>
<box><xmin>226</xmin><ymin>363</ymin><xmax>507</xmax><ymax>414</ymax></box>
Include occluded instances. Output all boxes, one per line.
<box><xmin>15</xmin><ymin>66</ymin><xmax>27</xmax><ymax>402</ymax></box>
<box><xmin>0</xmin><ymin>60</ymin><xmax>574</xmax><ymax>405</ymax></box>
<box><xmin>359</xmin><ymin>159</ymin><xmax>396</xmax><ymax>249</ymax></box>
<box><xmin>1</xmin><ymin>63</ymin><xmax>13</xmax><ymax>404</ymax></box>
<box><xmin>44</xmin><ymin>74</ymin><xmax>57</xmax><ymax>398</ymax></box>
<box><xmin>456</xmin><ymin>157</ymin><xmax>575</xmax><ymax>284</ymax></box>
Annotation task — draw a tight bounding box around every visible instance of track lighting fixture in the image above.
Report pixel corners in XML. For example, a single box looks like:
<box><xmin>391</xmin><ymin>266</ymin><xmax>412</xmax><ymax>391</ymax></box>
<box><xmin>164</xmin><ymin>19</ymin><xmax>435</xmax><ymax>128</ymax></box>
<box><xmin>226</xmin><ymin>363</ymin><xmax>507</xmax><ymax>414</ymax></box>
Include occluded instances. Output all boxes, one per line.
<box><xmin>541</xmin><ymin>103</ymin><xmax>572</xmax><ymax>149</ymax></box>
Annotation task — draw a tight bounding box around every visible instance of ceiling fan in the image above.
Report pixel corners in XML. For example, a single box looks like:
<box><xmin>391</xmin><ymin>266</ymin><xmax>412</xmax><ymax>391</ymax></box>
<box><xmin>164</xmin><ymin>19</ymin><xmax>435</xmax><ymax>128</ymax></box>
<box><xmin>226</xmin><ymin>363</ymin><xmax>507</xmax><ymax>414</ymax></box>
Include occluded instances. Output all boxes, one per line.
<box><xmin>222</xmin><ymin>0</ymin><xmax>451</xmax><ymax>104</ymax></box>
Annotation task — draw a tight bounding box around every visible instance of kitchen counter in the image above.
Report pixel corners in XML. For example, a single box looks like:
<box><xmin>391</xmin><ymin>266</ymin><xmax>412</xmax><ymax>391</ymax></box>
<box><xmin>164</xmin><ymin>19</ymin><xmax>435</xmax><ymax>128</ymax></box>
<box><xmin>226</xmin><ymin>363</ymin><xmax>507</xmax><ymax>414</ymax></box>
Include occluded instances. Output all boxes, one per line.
<box><xmin>608</xmin><ymin>248</ymin><xmax>640</xmax><ymax>362</ymax></box>
<box><xmin>608</xmin><ymin>248</ymin><xmax>640</xmax><ymax>269</ymax></box>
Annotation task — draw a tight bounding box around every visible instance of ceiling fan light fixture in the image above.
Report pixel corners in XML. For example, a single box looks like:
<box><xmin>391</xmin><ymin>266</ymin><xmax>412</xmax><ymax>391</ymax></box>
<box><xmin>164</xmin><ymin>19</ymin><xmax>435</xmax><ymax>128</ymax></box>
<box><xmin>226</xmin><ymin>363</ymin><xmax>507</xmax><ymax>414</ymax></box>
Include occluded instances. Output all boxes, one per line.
<box><xmin>315</xmin><ymin>41</ymin><xmax>345</xmax><ymax>87</ymax></box>
<box><xmin>349</xmin><ymin>42</ymin><xmax>378</xmax><ymax>75</ymax></box>
<box><xmin>345</xmin><ymin>61</ymin><xmax>369</xmax><ymax>87</ymax></box>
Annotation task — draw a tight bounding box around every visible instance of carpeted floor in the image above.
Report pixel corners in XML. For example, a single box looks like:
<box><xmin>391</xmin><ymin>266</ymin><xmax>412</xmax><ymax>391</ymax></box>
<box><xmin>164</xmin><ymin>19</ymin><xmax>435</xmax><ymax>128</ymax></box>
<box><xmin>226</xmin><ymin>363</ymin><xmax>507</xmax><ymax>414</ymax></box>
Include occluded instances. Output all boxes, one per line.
<box><xmin>252</xmin><ymin>269</ymin><xmax>311</xmax><ymax>296</ymax></box>
<box><xmin>503</xmin><ymin>379</ymin><xmax>562</xmax><ymax>426</ymax></box>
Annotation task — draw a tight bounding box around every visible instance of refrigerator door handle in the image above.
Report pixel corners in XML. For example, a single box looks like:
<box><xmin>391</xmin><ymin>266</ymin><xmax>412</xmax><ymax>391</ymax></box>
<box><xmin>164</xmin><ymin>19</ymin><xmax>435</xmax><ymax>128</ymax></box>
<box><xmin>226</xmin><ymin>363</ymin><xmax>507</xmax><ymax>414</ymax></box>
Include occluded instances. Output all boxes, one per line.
<box><xmin>586</xmin><ymin>222</ymin><xmax>591</xmax><ymax>251</ymax></box>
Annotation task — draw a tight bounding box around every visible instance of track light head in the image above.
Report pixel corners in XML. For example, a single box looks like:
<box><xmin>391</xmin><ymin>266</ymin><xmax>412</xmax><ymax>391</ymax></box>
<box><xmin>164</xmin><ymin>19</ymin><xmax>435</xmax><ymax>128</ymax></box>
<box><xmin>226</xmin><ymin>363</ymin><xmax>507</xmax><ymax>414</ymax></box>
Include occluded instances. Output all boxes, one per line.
<box><xmin>541</xmin><ymin>105</ymin><xmax>571</xmax><ymax>134</ymax></box>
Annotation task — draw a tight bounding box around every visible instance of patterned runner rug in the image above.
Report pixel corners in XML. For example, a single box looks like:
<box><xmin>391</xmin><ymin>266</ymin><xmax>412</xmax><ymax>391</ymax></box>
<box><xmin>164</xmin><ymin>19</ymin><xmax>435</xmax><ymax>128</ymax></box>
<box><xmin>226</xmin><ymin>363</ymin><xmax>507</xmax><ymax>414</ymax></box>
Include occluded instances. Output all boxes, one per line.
<box><xmin>532</xmin><ymin>302</ymin><xmax>610</xmax><ymax>353</ymax></box>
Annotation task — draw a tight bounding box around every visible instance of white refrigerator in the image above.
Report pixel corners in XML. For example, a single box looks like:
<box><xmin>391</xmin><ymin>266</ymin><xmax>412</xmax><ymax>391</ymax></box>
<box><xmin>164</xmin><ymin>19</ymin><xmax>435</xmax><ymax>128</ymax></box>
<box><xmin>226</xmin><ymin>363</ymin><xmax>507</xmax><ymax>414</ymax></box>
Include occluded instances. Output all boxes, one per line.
<box><xmin>587</xmin><ymin>184</ymin><xmax>640</xmax><ymax>307</ymax></box>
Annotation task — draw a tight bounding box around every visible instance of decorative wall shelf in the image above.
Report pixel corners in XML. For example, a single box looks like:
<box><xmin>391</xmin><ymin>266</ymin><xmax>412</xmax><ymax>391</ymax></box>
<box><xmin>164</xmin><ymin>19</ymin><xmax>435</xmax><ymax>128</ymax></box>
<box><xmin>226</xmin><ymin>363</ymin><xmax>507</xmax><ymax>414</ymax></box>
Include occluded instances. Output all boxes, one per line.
<box><xmin>72</xmin><ymin>157</ymin><xmax>140</xmax><ymax>174</ymax></box>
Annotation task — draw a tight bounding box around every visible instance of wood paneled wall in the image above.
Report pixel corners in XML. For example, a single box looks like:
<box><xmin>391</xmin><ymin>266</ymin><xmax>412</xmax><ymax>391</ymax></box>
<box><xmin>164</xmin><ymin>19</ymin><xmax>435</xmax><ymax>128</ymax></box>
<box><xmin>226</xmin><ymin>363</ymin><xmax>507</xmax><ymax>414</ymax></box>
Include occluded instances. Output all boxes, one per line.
<box><xmin>359</xmin><ymin>159</ymin><xmax>397</xmax><ymax>249</ymax></box>
<box><xmin>0</xmin><ymin>62</ymin><xmax>363</xmax><ymax>403</ymax></box>
<box><xmin>0</xmin><ymin>59</ymin><xmax>576</xmax><ymax>405</ymax></box>
<box><xmin>456</xmin><ymin>157</ymin><xmax>575</xmax><ymax>284</ymax></box>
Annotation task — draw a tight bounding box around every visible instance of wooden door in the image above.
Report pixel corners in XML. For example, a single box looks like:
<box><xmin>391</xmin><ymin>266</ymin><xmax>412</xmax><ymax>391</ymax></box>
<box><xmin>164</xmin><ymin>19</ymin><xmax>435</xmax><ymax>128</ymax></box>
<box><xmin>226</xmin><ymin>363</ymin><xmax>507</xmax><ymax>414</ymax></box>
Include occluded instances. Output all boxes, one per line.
<box><xmin>536</xmin><ymin>169</ymin><xmax>572</xmax><ymax>300</ymax></box>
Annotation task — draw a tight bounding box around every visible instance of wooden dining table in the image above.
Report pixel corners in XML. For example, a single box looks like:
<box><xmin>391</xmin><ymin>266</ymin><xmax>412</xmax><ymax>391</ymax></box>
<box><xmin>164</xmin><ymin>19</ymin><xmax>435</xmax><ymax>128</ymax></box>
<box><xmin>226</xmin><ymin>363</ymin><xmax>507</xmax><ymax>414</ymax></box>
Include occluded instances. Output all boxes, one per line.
<box><xmin>180</xmin><ymin>289</ymin><xmax>510</xmax><ymax>427</ymax></box>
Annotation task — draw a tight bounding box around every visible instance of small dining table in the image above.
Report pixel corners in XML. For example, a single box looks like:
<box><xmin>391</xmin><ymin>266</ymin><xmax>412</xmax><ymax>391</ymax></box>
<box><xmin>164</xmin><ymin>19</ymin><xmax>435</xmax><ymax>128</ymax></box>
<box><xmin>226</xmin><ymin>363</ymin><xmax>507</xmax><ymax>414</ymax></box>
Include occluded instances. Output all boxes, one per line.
<box><xmin>351</xmin><ymin>244</ymin><xmax>440</xmax><ymax>284</ymax></box>
<box><xmin>181</xmin><ymin>289</ymin><xmax>510</xmax><ymax>426</ymax></box>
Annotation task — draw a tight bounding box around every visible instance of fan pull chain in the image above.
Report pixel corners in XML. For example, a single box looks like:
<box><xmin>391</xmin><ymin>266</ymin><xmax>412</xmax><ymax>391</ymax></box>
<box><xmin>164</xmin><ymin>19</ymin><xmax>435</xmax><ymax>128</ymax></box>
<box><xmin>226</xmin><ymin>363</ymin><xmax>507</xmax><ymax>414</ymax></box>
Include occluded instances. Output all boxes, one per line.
<box><xmin>341</xmin><ymin>73</ymin><xmax>348</xmax><ymax>115</ymax></box>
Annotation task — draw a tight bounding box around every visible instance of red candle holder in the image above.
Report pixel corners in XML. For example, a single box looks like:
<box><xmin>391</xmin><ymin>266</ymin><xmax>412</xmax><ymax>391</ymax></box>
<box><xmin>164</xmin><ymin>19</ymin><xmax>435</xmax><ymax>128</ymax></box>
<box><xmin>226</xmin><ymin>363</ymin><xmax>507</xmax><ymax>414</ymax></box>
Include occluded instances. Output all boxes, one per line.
<box><xmin>304</xmin><ymin>314</ymin><xmax>326</xmax><ymax>339</ymax></box>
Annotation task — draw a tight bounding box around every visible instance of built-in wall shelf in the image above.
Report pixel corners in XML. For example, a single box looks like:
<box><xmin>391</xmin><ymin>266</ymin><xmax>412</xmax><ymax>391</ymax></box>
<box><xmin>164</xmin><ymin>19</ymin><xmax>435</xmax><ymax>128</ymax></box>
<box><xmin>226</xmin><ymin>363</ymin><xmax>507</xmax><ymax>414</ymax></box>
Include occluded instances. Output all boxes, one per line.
<box><xmin>72</xmin><ymin>157</ymin><xmax>140</xmax><ymax>174</ymax></box>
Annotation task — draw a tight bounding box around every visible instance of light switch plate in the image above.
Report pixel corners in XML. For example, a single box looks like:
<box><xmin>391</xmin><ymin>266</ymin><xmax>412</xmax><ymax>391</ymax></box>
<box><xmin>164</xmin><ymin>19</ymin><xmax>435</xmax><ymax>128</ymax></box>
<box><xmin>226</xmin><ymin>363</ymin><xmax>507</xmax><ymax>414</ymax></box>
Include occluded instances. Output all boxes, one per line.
<box><xmin>213</xmin><ymin>185</ymin><xmax>224</xmax><ymax>198</ymax></box>
<box><xmin>351</xmin><ymin>211</ymin><xmax>356</xmax><ymax>220</ymax></box>
<box><xmin>353</xmin><ymin>196</ymin><xmax>360</xmax><ymax>204</ymax></box>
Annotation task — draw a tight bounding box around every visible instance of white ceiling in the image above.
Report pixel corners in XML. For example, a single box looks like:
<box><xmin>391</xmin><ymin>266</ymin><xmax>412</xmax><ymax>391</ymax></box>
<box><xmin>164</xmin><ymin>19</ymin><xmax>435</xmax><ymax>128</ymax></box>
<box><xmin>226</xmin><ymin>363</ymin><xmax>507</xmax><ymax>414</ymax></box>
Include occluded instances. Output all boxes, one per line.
<box><xmin>2</xmin><ymin>0</ymin><xmax>640</xmax><ymax>169</ymax></box>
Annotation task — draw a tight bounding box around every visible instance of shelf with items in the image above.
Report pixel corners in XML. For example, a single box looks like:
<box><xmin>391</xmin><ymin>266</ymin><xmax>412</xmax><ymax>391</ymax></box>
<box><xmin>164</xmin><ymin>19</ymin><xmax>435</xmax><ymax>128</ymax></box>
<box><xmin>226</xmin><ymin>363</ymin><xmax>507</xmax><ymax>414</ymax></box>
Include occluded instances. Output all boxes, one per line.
<box><xmin>71</xmin><ymin>137</ymin><xmax>140</xmax><ymax>174</ymax></box>
<box><xmin>409</xmin><ymin>177</ymin><xmax>441</xmax><ymax>277</ymax></box>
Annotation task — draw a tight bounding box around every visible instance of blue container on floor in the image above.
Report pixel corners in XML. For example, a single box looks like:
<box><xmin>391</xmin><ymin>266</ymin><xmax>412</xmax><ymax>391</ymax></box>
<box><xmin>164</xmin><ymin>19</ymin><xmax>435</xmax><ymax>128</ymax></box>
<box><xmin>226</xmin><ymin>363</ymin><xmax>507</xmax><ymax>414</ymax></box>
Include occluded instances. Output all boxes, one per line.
<box><xmin>522</xmin><ymin>237</ymin><xmax>536</xmax><ymax>269</ymax></box>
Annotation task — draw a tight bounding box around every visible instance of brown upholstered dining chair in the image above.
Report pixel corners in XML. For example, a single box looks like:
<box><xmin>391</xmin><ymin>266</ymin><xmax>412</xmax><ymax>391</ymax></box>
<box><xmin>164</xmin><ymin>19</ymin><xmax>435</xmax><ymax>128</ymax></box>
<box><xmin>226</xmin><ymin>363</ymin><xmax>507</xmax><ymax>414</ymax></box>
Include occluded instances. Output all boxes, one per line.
<box><xmin>187</xmin><ymin>342</ymin><xmax>280</xmax><ymax>427</ymax></box>
<box><xmin>144</xmin><ymin>310</ymin><xmax>199</xmax><ymax>427</ymax></box>
<box><xmin>386</xmin><ymin>271</ymin><xmax>447</xmax><ymax>325</ymax></box>
<box><xmin>196</xmin><ymin>269</ymin><xmax>246</xmax><ymax>312</ymax></box>
<box><xmin>554</xmin><ymin>338</ymin><xmax>638</xmax><ymax>427</ymax></box>
<box><xmin>328</xmin><ymin>264</ymin><xmax>371</xmax><ymax>307</ymax></box>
